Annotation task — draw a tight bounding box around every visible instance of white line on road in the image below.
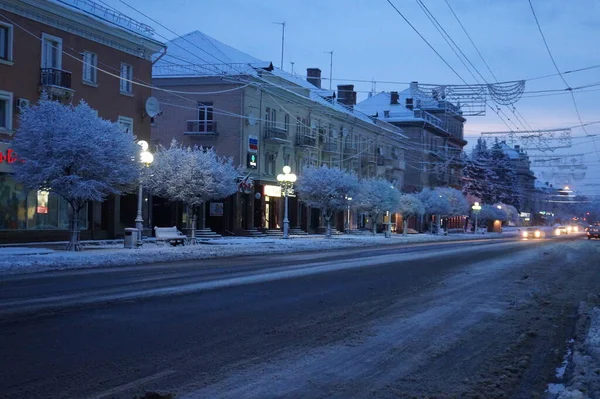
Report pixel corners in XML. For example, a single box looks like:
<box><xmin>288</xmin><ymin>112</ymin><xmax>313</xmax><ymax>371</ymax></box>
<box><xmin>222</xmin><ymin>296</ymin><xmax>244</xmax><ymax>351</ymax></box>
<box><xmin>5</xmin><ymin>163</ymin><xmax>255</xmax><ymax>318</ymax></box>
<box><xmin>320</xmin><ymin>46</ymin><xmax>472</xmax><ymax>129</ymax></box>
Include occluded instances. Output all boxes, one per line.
<box><xmin>90</xmin><ymin>369</ymin><xmax>176</xmax><ymax>399</ymax></box>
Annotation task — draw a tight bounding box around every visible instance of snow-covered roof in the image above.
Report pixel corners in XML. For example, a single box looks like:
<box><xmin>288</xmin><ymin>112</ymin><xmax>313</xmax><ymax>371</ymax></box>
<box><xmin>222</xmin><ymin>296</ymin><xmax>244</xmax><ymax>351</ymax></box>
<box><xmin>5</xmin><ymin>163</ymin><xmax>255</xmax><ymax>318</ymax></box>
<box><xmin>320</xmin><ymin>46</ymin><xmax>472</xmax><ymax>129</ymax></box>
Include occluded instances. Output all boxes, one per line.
<box><xmin>153</xmin><ymin>30</ymin><xmax>272</xmax><ymax>77</ymax></box>
<box><xmin>355</xmin><ymin>92</ymin><xmax>416</xmax><ymax>122</ymax></box>
<box><xmin>47</xmin><ymin>0</ymin><xmax>159</xmax><ymax>41</ymax></box>
<box><xmin>153</xmin><ymin>30</ymin><xmax>405</xmax><ymax>138</ymax></box>
<box><xmin>497</xmin><ymin>142</ymin><xmax>521</xmax><ymax>160</ymax></box>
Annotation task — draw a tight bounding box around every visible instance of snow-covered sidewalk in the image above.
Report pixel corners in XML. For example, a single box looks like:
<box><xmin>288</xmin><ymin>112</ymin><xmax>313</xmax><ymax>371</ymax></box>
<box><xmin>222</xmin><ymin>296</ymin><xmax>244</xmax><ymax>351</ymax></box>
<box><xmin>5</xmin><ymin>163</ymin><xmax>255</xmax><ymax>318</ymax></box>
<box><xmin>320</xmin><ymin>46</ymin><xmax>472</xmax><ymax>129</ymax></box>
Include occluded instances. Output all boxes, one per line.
<box><xmin>0</xmin><ymin>232</ymin><xmax>514</xmax><ymax>276</ymax></box>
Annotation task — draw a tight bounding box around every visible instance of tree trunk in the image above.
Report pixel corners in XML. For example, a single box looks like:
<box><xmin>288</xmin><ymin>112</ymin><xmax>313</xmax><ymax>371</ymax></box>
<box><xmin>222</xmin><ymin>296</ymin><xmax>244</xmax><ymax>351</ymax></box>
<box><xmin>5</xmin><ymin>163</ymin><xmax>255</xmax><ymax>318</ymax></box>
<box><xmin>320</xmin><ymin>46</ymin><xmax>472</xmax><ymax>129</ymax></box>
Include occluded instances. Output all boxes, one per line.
<box><xmin>200</xmin><ymin>203</ymin><xmax>206</xmax><ymax>230</ymax></box>
<box><xmin>65</xmin><ymin>204</ymin><xmax>82</xmax><ymax>251</ymax></box>
<box><xmin>190</xmin><ymin>211</ymin><xmax>197</xmax><ymax>245</ymax></box>
<box><xmin>403</xmin><ymin>219</ymin><xmax>408</xmax><ymax>236</ymax></box>
<box><xmin>372</xmin><ymin>213</ymin><xmax>378</xmax><ymax>235</ymax></box>
<box><xmin>437</xmin><ymin>214</ymin><xmax>442</xmax><ymax>235</ymax></box>
<box><xmin>325</xmin><ymin>216</ymin><xmax>332</xmax><ymax>238</ymax></box>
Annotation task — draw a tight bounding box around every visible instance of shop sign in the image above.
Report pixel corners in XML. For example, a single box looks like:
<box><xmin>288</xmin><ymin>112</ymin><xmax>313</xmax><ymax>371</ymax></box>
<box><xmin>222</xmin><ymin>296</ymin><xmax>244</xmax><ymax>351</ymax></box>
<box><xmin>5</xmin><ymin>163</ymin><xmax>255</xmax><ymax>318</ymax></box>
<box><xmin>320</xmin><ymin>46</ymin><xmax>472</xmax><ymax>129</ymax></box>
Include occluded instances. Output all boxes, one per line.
<box><xmin>0</xmin><ymin>148</ymin><xmax>18</xmax><ymax>164</ymax></box>
<box><xmin>0</xmin><ymin>144</ymin><xmax>20</xmax><ymax>173</ymax></box>
<box><xmin>248</xmin><ymin>135</ymin><xmax>259</xmax><ymax>152</ymax></box>
<box><xmin>247</xmin><ymin>153</ymin><xmax>257</xmax><ymax>169</ymax></box>
<box><xmin>519</xmin><ymin>212</ymin><xmax>531</xmax><ymax>218</ymax></box>
<box><xmin>264</xmin><ymin>185</ymin><xmax>281</xmax><ymax>198</ymax></box>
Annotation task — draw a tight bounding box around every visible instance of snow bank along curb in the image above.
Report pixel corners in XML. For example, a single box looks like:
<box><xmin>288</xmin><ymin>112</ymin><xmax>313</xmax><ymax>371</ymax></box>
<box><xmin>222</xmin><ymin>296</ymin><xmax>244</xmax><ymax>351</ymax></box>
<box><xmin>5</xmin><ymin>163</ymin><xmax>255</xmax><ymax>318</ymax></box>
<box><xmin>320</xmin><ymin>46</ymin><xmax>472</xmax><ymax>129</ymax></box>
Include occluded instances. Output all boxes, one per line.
<box><xmin>554</xmin><ymin>299</ymin><xmax>600</xmax><ymax>399</ymax></box>
<box><xmin>0</xmin><ymin>233</ymin><xmax>513</xmax><ymax>276</ymax></box>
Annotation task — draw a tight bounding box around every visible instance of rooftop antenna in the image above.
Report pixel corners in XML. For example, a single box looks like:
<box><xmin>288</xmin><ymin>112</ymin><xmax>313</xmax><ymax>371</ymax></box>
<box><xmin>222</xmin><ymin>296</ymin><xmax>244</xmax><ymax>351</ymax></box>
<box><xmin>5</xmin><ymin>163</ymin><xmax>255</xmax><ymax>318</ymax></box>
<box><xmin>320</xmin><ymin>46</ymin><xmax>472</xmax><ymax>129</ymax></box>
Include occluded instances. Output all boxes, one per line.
<box><xmin>290</xmin><ymin>61</ymin><xmax>295</xmax><ymax>75</ymax></box>
<box><xmin>324</xmin><ymin>50</ymin><xmax>333</xmax><ymax>90</ymax></box>
<box><xmin>273</xmin><ymin>21</ymin><xmax>286</xmax><ymax>70</ymax></box>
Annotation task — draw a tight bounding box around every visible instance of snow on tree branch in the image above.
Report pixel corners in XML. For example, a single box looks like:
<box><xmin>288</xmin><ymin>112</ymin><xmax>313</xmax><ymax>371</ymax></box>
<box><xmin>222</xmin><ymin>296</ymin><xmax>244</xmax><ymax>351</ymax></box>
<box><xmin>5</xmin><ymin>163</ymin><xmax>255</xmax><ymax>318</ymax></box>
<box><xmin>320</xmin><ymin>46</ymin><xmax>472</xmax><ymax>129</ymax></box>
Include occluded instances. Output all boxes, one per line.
<box><xmin>144</xmin><ymin>140</ymin><xmax>240</xmax><ymax>209</ymax></box>
<box><xmin>296</xmin><ymin>165</ymin><xmax>359</xmax><ymax>237</ymax></box>
<box><xmin>12</xmin><ymin>97</ymin><xmax>139</xmax><ymax>251</ymax></box>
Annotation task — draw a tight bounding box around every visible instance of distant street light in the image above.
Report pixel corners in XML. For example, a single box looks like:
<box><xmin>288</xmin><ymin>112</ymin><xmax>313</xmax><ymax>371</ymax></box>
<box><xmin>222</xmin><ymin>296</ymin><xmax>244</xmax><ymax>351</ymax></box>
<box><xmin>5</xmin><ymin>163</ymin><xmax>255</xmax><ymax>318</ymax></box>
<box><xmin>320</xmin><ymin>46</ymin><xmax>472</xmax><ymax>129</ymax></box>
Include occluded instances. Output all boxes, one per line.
<box><xmin>277</xmin><ymin>166</ymin><xmax>296</xmax><ymax>239</ymax></box>
<box><xmin>135</xmin><ymin>140</ymin><xmax>154</xmax><ymax>245</ymax></box>
<box><xmin>345</xmin><ymin>195</ymin><xmax>353</xmax><ymax>233</ymax></box>
<box><xmin>472</xmin><ymin>202</ymin><xmax>482</xmax><ymax>234</ymax></box>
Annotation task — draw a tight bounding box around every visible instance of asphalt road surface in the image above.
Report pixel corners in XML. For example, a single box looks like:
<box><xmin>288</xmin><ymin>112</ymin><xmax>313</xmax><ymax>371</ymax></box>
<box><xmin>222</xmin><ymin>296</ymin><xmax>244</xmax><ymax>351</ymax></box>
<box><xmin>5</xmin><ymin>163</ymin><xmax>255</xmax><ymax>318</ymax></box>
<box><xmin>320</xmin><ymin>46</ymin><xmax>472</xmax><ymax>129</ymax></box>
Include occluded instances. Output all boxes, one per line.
<box><xmin>1</xmin><ymin>235</ymin><xmax>598</xmax><ymax>399</ymax></box>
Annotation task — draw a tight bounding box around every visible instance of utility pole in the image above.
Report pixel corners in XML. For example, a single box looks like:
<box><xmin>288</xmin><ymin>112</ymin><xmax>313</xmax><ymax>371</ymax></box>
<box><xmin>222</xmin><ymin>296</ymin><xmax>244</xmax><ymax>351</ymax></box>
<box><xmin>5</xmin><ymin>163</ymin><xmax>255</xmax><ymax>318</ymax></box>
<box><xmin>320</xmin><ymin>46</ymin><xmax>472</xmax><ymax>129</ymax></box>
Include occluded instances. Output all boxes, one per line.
<box><xmin>273</xmin><ymin>22</ymin><xmax>286</xmax><ymax>70</ymax></box>
<box><xmin>324</xmin><ymin>50</ymin><xmax>333</xmax><ymax>90</ymax></box>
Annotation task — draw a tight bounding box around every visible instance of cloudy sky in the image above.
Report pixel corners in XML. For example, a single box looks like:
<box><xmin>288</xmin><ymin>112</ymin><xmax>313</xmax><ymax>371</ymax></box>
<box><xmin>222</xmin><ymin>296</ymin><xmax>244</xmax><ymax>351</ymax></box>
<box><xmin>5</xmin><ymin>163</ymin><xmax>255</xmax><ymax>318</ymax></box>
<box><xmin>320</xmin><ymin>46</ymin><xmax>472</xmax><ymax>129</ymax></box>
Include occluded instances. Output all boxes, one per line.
<box><xmin>105</xmin><ymin>0</ymin><xmax>600</xmax><ymax>196</ymax></box>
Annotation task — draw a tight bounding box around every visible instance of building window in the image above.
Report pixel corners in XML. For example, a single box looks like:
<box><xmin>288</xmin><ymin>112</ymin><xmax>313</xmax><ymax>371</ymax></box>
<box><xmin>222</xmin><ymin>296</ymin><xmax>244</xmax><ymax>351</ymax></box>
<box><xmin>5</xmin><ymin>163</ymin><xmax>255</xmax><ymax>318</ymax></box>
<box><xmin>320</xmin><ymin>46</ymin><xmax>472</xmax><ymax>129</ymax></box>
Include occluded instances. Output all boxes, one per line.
<box><xmin>120</xmin><ymin>63</ymin><xmax>133</xmax><ymax>94</ymax></box>
<box><xmin>195</xmin><ymin>102</ymin><xmax>214</xmax><ymax>132</ymax></box>
<box><xmin>0</xmin><ymin>91</ymin><xmax>13</xmax><ymax>131</ymax></box>
<box><xmin>41</xmin><ymin>33</ymin><xmax>62</xmax><ymax>69</ymax></box>
<box><xmin>284</xmin><ymin>113</ymin><xmax>289</xmax><ymax>131</ymax></box>
<box><xmin>118</xmin><ymin>116</ymin><xmax>134</xmax><ymax>134</ymax></box>
<box><xmin>265</xmin><ymin>152</ymin><xmax>276</xmax><ymax>175</ymax></box>
<box><xmin>0</xmin><ymin>23</ymin><xmax>13</xmax><ymax>62</ymax></box>
<box><xmin>82</xmin><ymin>51</ymin><xmax>97</xmax><ymax>84</ymax></box>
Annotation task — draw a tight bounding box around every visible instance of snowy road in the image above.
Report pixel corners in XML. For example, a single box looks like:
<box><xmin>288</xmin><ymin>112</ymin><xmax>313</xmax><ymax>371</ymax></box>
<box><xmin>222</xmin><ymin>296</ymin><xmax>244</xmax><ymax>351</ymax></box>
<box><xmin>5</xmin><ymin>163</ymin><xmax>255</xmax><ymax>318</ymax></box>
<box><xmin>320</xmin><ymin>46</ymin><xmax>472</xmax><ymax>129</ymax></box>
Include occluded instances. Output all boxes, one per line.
<box><xmin>1</xmin><ymin>235</ymin><xmax>598</xmax><ymax>398</ymax></box>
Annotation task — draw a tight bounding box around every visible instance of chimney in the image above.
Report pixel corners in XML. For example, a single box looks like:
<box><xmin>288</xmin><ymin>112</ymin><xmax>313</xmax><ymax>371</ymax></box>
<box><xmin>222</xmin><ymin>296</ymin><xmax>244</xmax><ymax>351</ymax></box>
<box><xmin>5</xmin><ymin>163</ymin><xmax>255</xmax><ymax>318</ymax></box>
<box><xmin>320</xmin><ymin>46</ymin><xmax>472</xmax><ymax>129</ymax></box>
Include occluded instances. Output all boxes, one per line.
<box><xmin>306</xmin><ymin>68</ymin><xmax>322</xmax><ymax>89</ymax></box>
<box><xmin>337</xmin><ymin>84</ymin><xmax>356</xmax><ymax>108</ymax></box>
<box><xmin>410</xmin><ymin>81</ymin><xmax>418</xmax><ymax>92</ymax></box>
<box><xmin>390</xmin><ymin>91</ymin><xmax>399</xmax><ymax>105</ymax></box>
<box><xmin>405</xmin><ymin>98</ymin><xmax>414</xmax><ymax>110</ymax></box>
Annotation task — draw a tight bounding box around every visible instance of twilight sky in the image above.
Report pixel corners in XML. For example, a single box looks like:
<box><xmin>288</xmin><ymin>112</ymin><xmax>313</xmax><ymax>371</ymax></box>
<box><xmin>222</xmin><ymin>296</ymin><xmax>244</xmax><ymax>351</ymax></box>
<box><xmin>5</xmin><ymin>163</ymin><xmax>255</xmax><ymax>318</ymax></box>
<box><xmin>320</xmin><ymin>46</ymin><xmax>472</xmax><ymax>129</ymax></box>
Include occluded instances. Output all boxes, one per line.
<box><xmin>105</xmin><ymin>0</ymin><xmax>600</xmax><ymax>196</ymax></box>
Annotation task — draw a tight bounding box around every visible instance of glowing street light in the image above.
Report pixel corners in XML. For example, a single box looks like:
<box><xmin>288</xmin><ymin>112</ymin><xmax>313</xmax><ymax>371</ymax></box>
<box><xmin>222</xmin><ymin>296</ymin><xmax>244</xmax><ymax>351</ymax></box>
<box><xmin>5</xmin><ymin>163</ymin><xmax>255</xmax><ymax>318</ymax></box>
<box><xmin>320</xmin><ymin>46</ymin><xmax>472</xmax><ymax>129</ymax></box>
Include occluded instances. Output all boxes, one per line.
<box><xmin>277</xmin><ymin>165</ymin><xmax>296</xmax><ymax>239</ymax></box>
<box><xmin>135</xmin><ymin>140</ymin><xmax>154</xmax><ymax>245</ymax></box>
<box><xmin>472</xmin><ymin>202</ymin><xmax>482</xmax><ymax>233</ymax></box>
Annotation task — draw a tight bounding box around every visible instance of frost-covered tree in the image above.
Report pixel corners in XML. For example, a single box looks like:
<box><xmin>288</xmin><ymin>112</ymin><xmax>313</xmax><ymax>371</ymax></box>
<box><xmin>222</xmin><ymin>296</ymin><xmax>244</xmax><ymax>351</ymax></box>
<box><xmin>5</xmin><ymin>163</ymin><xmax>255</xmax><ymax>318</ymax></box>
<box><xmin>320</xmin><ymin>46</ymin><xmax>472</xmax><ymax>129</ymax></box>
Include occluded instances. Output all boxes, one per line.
<box><xmin>397</xmin><ymin>194</ymin><xmax>425</xmax><ymax>236</ymax></box>
<box><xmin>418</xmin><ymin>187</ymin><xmax>468</xmax><ymax>234</ymax></box>
<box><xmin>438</xmin><ymin>187</ymin><xmax>469</xmax><ymax>216</ymax></box>
<box><xmin>144</xmin><ymin>140</ymin><xmax>239</xmax><ymax>241</ymax></box>
<box><xmin>418</xmin><ymin>188</ymin><xmax>451</xmax><ymax>234</ymax></box>
<box><xmin>12</xmin><ymin>97</ymin><xmax>139</xmax><ymax>251</ymax></box>
<box><xmin>296</xmin><ymin>165</ymin><xmax>359</xmax><ymax>238</ymax></box>
<box><xmin>479</xmin><ymin>204</ymin><xmax>508</xmax><ymax>223</ymax></box>
<box><xmin>490</xmin><ymin>142</ymin><xmax>521</xmax><ymax>210</ymax></box>
<box><xmin>496</xmin><ymin>203</ymin><xmax>519</xmax><ymax>226</ymax></box>
<box><xmin>355</xmin><ymin>178</ymin><xmax>401</xmax><ymax>235</ymax></box>
<box><xmin>462</xmin><ymin>156</ymin><xmax>496</xmax><ymax>204</ymax></box>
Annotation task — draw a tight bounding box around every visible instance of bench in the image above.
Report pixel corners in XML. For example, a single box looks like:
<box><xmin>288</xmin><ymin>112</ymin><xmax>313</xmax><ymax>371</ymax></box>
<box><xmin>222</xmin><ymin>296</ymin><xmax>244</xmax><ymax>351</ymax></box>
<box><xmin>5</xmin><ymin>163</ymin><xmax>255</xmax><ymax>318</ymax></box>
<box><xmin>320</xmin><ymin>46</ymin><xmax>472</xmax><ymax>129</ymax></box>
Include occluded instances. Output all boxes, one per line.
<box><xmin>154</xmin><ymin>226</ymin><xmax>186</xmax><ymax>246</ymax></box>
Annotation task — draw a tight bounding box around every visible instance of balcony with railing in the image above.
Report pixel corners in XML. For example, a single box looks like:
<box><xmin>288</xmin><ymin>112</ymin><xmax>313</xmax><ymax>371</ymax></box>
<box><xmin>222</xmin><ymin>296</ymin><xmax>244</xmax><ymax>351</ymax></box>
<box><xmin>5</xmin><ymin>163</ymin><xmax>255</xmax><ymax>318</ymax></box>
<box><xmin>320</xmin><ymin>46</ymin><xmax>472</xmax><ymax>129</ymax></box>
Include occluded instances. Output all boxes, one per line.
<box><xmin>185</xmin><ymin>120</ymin><xmax>218</xmax><ymax>135</ymax></box>
<box><xmin>264</xmin><ymin>125</ymin><xmax>289</xmax><ymax>143</ymax></box>
<box><xmin>414</xmin><ymin>109</ymin><xmax>445</xmax><ymax>131</ymax></box>
<box><xmin>343</xmin><ymin>144</ymin><xmax>357</xmax><ymax>155</ymax></box>
<box><xmin>40</xmin><ymin>68</ymin><xmax>74</xmax><ymax>98</ymax></box>
<box><xmin>296</xmin><ymin>134</ymin><xmax>317</xmax><ymax>147</ymax></box>
<box><xmin>321</xmin><ymin>142</ymin><xmax>338</xmax><ymax>153</ymax></box>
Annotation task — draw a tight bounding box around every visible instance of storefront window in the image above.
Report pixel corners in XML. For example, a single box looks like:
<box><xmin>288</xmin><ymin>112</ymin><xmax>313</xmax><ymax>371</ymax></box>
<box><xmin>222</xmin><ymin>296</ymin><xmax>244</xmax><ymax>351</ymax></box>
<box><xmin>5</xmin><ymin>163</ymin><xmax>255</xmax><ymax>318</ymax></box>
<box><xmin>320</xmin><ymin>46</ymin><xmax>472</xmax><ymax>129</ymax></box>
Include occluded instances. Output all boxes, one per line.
<box><xmin>0</xmin><ymin>173</ymin><xmax>87</xmax><ymax>230</ymax></box>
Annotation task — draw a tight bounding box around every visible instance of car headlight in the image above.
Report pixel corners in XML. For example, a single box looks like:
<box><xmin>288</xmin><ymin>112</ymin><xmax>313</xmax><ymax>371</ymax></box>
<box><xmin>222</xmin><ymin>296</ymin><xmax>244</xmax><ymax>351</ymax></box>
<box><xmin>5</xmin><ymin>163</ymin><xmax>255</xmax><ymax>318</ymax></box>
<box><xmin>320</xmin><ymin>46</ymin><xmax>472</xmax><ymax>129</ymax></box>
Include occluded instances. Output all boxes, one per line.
<box><xmin>567</xmin><ymin>226</ymin><xmax>572</xmax><ymax>232</ymax></box>
<box><xmin>555</xmin><ymin>229</ymin><xmax>561</xmax><ymax>235</ymax></box>
<box><xmin>573</xmin><ymin>226</ymin><xmax>579</xmax><ymax>232</ymax></box>
<box><xmin>522</xmin><ymin>231</ymin><xmax>528</xmax><ymax>238</ymax></box>
<box><xmin>534</xmin><ymin>231</ymin><xmax>541</xmax><ymax>238</ymax></box>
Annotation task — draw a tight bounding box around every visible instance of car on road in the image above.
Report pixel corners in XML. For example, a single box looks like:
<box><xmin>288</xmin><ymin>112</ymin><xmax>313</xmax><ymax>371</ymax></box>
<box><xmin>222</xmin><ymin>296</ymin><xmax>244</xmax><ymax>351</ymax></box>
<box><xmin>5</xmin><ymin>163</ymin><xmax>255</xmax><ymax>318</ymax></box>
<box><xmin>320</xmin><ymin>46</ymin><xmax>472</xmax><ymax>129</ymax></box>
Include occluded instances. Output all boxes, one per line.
<box><xmin>554</xmin><ymin>225</ymin><xmax>569</xmax><ymax>236</ymax></box>
<box><xmin>522</xmin><ymin>227</ymin><xmax>545</xmax><ymax>239</ymax></box>
<box><xmin>587</xmin><ymin>226</ymin><xmax>600</xmax><ymax>240</ymax></box>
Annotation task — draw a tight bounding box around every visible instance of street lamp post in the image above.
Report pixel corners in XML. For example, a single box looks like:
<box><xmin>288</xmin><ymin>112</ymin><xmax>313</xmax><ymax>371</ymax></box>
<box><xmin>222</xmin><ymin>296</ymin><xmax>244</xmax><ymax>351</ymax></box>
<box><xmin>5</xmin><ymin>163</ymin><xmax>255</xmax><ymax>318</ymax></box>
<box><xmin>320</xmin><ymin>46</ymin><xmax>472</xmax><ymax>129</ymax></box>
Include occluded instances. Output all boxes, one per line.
<box><xmin>345</xmin><ymin>196</ymin><xmax>352</xmax><ymax>233</ymax></box>
<box><xmin>135</xmin><ymin>140</ymin><xmax>154</xmax><ymax>246</ymax></box>
<box><xmin>277</xmin><ymin>166</ymin><xmax>297</xmax><ymax>239</ymax></box>
<box><xmin>472</xmin><ymin>202</ymin><xmax>481</xmax><ymax>234</ymax></box>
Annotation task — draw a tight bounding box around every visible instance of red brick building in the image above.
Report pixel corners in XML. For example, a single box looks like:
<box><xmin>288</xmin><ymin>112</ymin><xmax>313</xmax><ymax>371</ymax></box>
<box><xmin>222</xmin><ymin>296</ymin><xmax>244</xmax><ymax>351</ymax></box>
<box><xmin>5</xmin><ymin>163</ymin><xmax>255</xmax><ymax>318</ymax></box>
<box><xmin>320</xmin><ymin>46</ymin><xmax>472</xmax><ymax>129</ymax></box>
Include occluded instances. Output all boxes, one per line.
<box><xmin>0</xmin><ymin>0</ymin><xmax>164</xmax><ymax>243</ymax></box>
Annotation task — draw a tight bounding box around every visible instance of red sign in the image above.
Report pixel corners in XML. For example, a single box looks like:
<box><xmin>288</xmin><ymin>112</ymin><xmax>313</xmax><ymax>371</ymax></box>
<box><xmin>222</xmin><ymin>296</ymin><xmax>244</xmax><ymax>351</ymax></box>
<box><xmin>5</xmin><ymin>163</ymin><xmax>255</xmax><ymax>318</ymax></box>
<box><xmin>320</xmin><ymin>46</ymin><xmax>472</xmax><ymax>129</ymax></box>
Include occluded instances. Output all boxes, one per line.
<box><xmin>0</xmin><ymin>148</ymin><xmax>18</xmax><ymax>164</ymax></box>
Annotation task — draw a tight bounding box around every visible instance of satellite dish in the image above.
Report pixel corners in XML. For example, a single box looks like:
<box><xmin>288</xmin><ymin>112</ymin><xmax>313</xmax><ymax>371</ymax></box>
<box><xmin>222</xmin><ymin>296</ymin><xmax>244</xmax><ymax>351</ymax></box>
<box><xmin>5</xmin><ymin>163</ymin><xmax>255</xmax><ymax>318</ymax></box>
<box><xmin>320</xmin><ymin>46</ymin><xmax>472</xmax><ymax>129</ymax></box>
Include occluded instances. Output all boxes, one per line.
<box><xmin>248</xmin><ymin>113</ymin><xmax>258</xmax><ymax>126</ymax></box>
<box><xmin>145</xmin><ymin>97</ymin><xmax>161</xmax><ymax>118</ymax></box>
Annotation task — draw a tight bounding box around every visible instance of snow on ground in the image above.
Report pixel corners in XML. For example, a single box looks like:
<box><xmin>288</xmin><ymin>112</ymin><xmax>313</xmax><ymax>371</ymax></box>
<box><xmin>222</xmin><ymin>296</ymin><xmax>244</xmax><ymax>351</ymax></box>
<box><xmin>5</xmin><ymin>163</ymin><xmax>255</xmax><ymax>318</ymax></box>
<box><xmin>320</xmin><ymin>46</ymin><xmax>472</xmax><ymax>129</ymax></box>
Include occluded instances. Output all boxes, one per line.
<box><xmin>0</xmin><ymin>232</ymin><xmax>514</xmax><ymax>276</ymax></box>
<box><xmin>551</xmin><ymin>302</ymin><xmax>600</xmax><ymax>399</ymax></box>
